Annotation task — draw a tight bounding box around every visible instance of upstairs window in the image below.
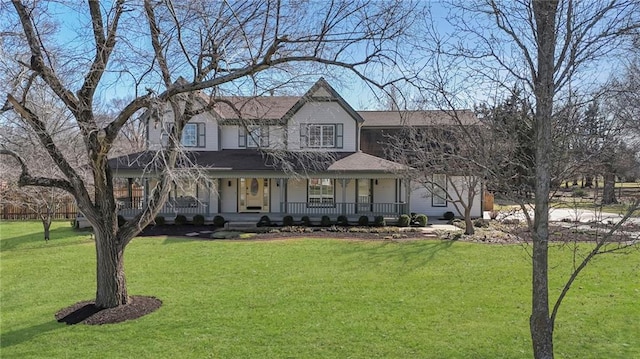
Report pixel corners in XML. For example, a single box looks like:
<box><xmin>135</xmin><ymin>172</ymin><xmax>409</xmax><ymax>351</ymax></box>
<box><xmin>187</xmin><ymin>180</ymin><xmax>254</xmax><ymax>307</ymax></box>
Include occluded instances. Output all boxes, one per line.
<box><xmin>239</xmin><ymin>125</ymin><xmax>269</xmax><ymax>148</ymax></box>
<box><xmin>161</xmin><ymin>122</ymin><xmax>205</xmax><ymax>148</ymax></box>
<box><xmin>300</xmin><ymin>123</ymin><xmax>343</xmax><ymax>148</ymax></box>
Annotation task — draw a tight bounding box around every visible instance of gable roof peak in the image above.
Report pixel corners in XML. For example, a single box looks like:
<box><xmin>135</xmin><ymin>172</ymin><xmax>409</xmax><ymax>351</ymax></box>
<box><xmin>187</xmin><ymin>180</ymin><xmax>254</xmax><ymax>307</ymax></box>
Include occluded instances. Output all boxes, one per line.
<box><xmin>281</xmin><ymin>78</ymin><xmax>364</xmax><ymax>123</ymax></box>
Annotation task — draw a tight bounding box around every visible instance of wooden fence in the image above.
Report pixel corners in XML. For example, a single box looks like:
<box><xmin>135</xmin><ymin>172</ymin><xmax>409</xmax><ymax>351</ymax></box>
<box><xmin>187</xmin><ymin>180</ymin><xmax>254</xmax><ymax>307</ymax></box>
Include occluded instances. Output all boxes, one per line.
<box><xmin>1</xmin><ymin>186</ymin><xmax>144</xmax><ymax>221</ymax></box>
<box><xmin>1</xmin><ymin>198</ymin><xmax>78</xmax><ymax>220</ymax></box>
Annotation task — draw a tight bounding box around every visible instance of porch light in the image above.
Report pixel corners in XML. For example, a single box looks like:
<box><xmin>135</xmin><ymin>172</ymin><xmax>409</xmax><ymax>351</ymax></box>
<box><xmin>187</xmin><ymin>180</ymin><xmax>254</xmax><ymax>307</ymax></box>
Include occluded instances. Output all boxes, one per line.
<box><xmin>228</xmin><ymin>180</ymin><xmax>232</xmax><ymax>187</ymax></box>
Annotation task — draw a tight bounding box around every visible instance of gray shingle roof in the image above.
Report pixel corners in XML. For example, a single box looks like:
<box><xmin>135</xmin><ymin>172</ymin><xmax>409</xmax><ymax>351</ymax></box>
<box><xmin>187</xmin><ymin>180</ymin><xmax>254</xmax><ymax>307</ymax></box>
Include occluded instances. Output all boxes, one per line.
<box><xmin>109</xmin><ymin>150</ymin><xmax>404</xmax><ymax>173</ymax></box>
<box><xmin>327</xmin><ymin>151</ymin><xmax>407</xmax><ymax>171</ymax></box>
<box><xmin>358</xmin><ymin>109</ymin><xmax>478</xmax><ymax>127</ymax></box>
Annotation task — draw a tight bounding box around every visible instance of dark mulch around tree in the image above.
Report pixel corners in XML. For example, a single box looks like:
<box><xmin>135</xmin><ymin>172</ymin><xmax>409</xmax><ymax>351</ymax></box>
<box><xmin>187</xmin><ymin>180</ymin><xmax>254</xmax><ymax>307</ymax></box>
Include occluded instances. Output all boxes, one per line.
<box><xmin>55</xmin><ymin>296</ymin><xmax>162</xmax><ymax>325</ymax></box>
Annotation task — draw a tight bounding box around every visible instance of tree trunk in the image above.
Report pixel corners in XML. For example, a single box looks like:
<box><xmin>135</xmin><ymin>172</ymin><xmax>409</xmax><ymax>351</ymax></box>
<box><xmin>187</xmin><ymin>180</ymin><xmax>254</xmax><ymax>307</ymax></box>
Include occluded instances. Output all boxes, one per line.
<box><xmin>42</xmin><ymin>217</ymin><xmax>51</xmax><ymax>241</ymax></box>
<box><xmin>464</xmin><ymin>207</ymin><xmax>475</xmax><ymax>235</ymax></box>
<box><xmin>601</xmin><ymin>172</ymin><xmax>617</xmax><ymax>205</ymax></box>
<box><xmin>531</xmin><ymin>1</ymin><xmax>558</xmax><ymax>358</ymax></box>
<box><xmin>94</xmin><ymin>227</ymin><xmax>128</xmax><ymax>308</ymax></box>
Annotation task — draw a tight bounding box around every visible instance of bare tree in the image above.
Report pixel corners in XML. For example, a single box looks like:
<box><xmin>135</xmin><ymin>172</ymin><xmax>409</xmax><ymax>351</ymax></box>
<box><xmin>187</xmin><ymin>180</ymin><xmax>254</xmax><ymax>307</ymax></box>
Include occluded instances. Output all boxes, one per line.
<box><xmin>386</xmin><ymin>113</ymin><xmax>493</xmax><ymax>235</ymax></box>
<box><xmin>408</xmin><ymin>1</ymin><xmax>640</xmax><ymax>357</ymax></box>
<box><xmin>0</xmin><ymin>0</ymin><xmax>415</xmax><ymax>310</ymax></box>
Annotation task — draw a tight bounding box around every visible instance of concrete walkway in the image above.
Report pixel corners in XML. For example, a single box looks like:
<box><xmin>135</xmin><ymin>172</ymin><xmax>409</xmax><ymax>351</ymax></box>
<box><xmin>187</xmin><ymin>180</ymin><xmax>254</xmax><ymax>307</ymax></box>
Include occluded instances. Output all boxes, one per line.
<box><xmin>486</xmin><ymin>207</ymin><xmax>640</xmax><ymax>225</ymax></box>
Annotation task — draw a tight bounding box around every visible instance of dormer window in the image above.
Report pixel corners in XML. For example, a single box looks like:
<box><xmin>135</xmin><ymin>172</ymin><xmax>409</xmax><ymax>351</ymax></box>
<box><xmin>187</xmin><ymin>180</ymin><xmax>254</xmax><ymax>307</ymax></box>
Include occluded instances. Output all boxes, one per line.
<box><xmin>238</xmin><ymin>125</ymin><xmax>269</xmax><ymax>148</ymax></box>
<box><xmin>300</xmin><ymin>123</ymin><xmax>343</xmax><ymax>148</ymax></box>
<box><xmin>161</xmin><ymin>122</ymin><xmax>205</xmax><ymax>148</ymax></box>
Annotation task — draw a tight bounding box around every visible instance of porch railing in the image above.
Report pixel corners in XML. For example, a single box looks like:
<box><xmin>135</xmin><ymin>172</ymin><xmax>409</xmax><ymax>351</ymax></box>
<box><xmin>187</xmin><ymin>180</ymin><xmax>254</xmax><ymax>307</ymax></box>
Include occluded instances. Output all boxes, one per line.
<box><xmin>281</xmin><ymin>202</ymin><xmax>406</xmax><ymax>216</ymax></box>
<box><xmin>118</xmin><ymin>197</ymin><xmax>209</xmax><ymax>217</ymax></box>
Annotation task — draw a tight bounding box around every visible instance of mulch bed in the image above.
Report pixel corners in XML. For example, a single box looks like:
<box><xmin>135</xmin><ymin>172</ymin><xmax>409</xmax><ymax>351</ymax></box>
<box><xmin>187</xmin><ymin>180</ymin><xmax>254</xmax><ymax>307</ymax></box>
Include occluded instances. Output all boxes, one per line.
<box><xmin>55</xmin><ymin>296</ymin><xmax>162</xmax><ymax>325</ymax></box>
<box><xmin>137</xmin><ymin>224</ymin><xmax>431</xmax><ymax>241</ymax></box>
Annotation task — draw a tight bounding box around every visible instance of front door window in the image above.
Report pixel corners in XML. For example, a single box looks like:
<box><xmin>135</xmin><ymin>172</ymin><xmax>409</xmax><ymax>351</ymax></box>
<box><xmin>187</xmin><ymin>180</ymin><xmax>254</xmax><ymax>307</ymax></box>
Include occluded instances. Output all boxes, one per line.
<box><xmin>240</xmin><ymin>178</ymin><xmax>269</xmax><ymax>212</ymax></box>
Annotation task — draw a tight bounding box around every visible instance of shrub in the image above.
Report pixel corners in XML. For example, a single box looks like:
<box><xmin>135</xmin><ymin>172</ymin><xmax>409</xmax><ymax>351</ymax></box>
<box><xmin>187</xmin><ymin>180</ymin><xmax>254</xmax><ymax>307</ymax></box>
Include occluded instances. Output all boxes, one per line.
<box><xmin>398</xmin><ymin>214</ymin><xmax>411</xmax><ymax>227</ymax></box>
<box><xmin>358</xmin><ymin>215</ymin><xmax>369</xmax><ymax>226</ymax></box>
<box><xmin>192</xmin><ymin>214</ymin><xmax>205</xmax><ymax>226</ymax></box>
<box><xmin>283</xmin><ymin>215</ymin><xmax>294</xmax><ymax>226</ymax></box>
<box><xmin>415</xmin><ymin>214</ymin><xmax>428</xmax><ymax>227</ymax></box>
<box><xmin>174</xmin><ymin>214</ymin><xmax>188</xmax><ymax>225</ymax></box>
<box><xmin>117</xmin><ymin>215</ymin><xmax>127</xmax><ymax>227</ymax></box>
<box><xmin>502</xmin><ymin>218</ymin><xmax>520</xmax><ymax>225</ymax></box>
<box><xmin>257</xmin><ymin>215</ymin><xmax>271</xmax><ymax>227</ymax></box>
<box><xmin>213</xmin><ymin>215</ymin><xmax>226</xmax><ymax>227</ymax></box>
<box><xmin>443</xmin><ymin>211</ymin><xmax>455</xmax><ymax>221</ymax></box>
<box><xmin>474</xmin><ymin>218</ymin><xmax>489</xmax><ymax>228</ymax></box>
<box><xmin>337</xmin><ymin>215</ymin><xmax>349</xmax><ymax>226</ymax></box>
<box><xmin>320</xmin><ymin>215</ymin><xmax>332</xmax><ymax>227</ymax></box>
<box><xmin>572</xmin><ymin>188</ymin><xmax>586</xmax><ymax>198</ymax></box>
<box><xmin>451</xmin><ymin>219</ymin><xmax>465</xmax><ymax>229</ymax></box>
<box><xmin>301</xmin><ymin>216</ymin><xmax>311</xmax><ymax>226</ymax></box>
<box><xmin>374</xmin><ymin>215</ymin><xmax>386</xmax><ymax>227</ymax></box>
<box><xmin>154</xmin><ymin>216</ymin><xmax>166</xmax><ymax>225</ymax></box>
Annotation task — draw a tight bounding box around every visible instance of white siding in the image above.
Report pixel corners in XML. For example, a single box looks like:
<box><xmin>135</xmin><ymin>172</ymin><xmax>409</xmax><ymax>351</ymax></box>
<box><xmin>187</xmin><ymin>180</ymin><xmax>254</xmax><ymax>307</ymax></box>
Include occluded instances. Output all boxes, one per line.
<box><xmin>220</xmin><ymin>179</ymin><xmax>237</xmax><ymax>213</ymax></box>
<box><xmin>374</xmin><ymin>179</ymin><xmax>397</xmax><ymax>203</ymax></box>
<box><xmin>286</xmin><ymin>179</ymin><xmax>307</xmax><ymax>202</ymax></box>
<box><xmin>409</xmin><ymin>177</ymin><xmax>482</xmax><ymax>218</ymax></box>
<box><xmin>220</xmin><ymin>125</ymin><xmax>240</xmax><ymax>149</ymax></box>
<box><xmin>220</xmin><ymin>125</ymin><xmax>285</xmax><ymax>149</ymax></box>
<box><xmin>287</xmin><ymin>102</ymin><xmax>358</xmax><ymax>152</ymax></box>
<box><xmin>147</xmin><ymin>111</ymin><xmax>219</xmax><ymax>151</ymax></box>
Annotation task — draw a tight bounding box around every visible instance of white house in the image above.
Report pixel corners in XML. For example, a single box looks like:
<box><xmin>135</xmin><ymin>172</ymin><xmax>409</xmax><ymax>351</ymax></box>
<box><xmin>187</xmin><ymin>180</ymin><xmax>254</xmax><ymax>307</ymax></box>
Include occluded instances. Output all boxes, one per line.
<box><xmin>107</xmin><ymin>78</ymin><xmax>483</xmax><ymax>223</ymax></box>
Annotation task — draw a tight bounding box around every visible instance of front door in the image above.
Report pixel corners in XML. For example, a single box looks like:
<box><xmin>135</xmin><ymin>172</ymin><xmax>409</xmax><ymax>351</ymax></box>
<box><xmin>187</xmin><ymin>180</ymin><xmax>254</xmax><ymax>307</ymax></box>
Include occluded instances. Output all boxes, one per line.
<box><xmin>240</xmin><ymin>178</ymin><xmax>270</xmax><ymax>212</ymax></box>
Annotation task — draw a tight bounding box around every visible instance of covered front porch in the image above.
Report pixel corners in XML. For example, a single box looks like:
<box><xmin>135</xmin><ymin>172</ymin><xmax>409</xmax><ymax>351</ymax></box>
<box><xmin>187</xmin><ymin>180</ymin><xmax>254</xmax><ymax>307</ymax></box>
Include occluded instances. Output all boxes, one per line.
<box><xmin>115</xmin><ymin>175</ymin><xmax>410</xmax><ymax>220</ymax></box>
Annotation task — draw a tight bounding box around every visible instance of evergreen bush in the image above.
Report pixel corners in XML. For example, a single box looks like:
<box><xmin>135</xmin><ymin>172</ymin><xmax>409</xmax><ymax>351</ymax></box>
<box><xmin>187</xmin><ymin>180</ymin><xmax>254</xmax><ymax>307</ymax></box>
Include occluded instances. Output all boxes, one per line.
<box><xmin>213</xmin><ymin>215</ymin><xmax>226</xmax><ymax>227</ymax></box>
<box><xmin>398</xmin><ymin>214</ymin><xmax>411</xmax><ymax>227</ymax></box>
<box><xmin>283</xmin><ymin>215</ymin><xmax>294</xmax><ymax>226</ymax></box>
<box><xmin>374</xmin><ymin>215</ymin><xmax>386</xmax><ymax>227</ymax></box>
<box><xmin>415</xmin><ymin>214</ymin><xmax>428</xmax><ymax>227</ymax></box>
<box><xmin>174</xmin><ymin>214</ymin><xmax>188</xmax><ymax>225</ymax></box>
<box><xmin>192</xmin><ymin>214</ymin><xmax>205</xmax><ymax>226</ymax></box>
<box><xmin>337</xmin><ymin>215</ymin><xmax>349</xmax><ymax>226</ymax></box>
<box><xmin>257</xmin><ymin>215</ymin><xmax>271</xmax><ymax>227</ymax></box>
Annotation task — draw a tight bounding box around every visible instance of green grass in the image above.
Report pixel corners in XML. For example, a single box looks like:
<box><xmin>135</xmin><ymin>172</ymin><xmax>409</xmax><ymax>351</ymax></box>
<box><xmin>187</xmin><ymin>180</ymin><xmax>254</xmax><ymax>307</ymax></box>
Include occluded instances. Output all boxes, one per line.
<box><xmin>1</xmin><ymin>221</ymin><xmax>639</xmax><ymax>358</ymax></box>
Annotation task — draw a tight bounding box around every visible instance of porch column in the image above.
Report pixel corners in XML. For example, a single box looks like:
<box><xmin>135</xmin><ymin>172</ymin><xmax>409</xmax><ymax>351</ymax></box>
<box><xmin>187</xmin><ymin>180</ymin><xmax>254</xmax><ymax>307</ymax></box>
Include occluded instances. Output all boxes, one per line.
<box><xmin>341</xmin><ymin>179</ymin><xmax>350</xmax><ymax>215</ymax></box>
<box><xmin>217</xmin><ymin>178</ymin><xmax>222</xmax><ymax>213</ymax></box>
<box><xmin>127</xmin><ymin>178</ymin><xmax>133</xmax><ymax>207</ymax></box>
<box><xmin>278</xmin><ymin>178</ymin><xmax>287</xmax><ymax>213</ymax></box>
<box><xmin>404</xmin><ymin>178</ymin><xmax>411</xmax><ymax>215</ymax></box>
<box><xmin>143</xmin><ymin>178</ymin><xmax>150</xmax><ymax>207</ymax></box>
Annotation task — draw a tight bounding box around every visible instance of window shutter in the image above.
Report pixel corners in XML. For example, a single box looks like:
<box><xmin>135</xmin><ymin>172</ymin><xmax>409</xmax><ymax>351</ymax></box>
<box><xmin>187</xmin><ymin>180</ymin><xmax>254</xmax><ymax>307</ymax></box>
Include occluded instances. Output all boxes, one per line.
<box><xmin>261</xmin><ymin>126</ymin><xmax>270</xmax><ymax>147</ymax></box>
<box><xmin>336</xmin><ymin>124</ymin><xmax>343</xmax><ymax>149</ymax></box>
<box><xmin>198</xmin><ymin>123</ymin><xmax>205</xmax><ymax>147</ymax></box>
<box><xmin>300</xmin><ymin>124</ymin><xmax>308</xmax><ymax>148</ymax></box>
<box><xmin>238</xmin><ymin>127</ymin><xmax>246</xmax><ymax>148</ymax></box>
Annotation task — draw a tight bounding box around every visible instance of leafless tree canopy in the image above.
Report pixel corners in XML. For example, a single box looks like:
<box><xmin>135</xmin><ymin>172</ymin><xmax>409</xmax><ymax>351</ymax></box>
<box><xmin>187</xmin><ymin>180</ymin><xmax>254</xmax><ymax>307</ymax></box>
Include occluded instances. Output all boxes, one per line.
<box><xmin>0</xmin><ymin>0</ymin><xmax>417</xmax><ymax>308</ymax></box>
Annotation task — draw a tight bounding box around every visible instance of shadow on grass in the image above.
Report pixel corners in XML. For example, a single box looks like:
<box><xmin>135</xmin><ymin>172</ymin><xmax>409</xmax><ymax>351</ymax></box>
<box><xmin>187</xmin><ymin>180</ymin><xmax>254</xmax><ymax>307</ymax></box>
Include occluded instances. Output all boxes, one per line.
<box><xmin>0</xmin><ymin>320</ymin><xmax>64</xmax><ymax>349</ymax></box>
<box><xmin>0</xmin><ymin>226</ymin><xmax>93</xmax><ymax>252</ymax></box>
<box><xmin>338</xmin><ymin>239</ymin><xmax>455</xmax><ymax>272</ymax></box>
<box><xmin>161</xmin><ymin>236</ymin><xmax>204</xmax><ymax>245</ymax></box>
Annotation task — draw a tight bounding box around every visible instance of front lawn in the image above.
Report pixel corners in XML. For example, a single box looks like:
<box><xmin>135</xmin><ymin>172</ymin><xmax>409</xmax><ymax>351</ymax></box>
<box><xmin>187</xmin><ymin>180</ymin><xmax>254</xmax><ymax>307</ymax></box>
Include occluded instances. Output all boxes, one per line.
<box><xmin>1</xmin><ymin>221</ymin><xmax>638</xmax><ymax>358</ymax></box>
